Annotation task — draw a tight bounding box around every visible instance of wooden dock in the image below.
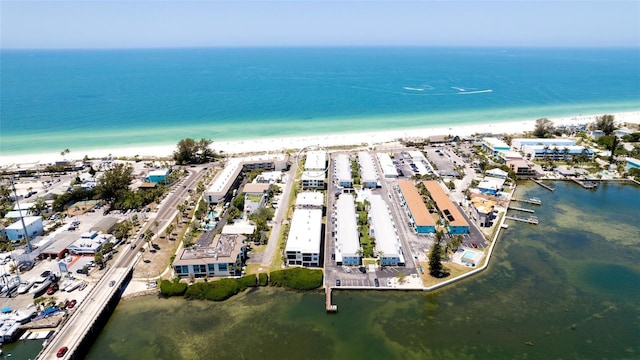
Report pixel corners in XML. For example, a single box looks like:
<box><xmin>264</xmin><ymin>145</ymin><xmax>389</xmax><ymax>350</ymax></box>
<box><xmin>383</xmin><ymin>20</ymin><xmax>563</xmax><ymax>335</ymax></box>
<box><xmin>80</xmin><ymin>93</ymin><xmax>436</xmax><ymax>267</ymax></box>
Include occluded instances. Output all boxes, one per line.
<box><xmin>508</xmin><ymin>206</ymin><xmax>535</xmax><ymax>213</ymax></box>
<box><xmin>511</xmin><ymin>197</ymin><xmax>542</xmax><ymax>205</ymax></box>
<box><xmin>572</xmin><ymin>178</ymin><xmax>598</xmax><ymax>189</ymax></box>
<box><xmin>326</xmin><ymin>287</ymin><xmax>338</xmax><ymax>313</ymax></box>
<box><xmin>531</xmin><ymin>179</ymin><xmax>555</xmax><ymax>192</ymax></box>
<box><xmin>505</xmin><ymin>215</ymin><xmax>539</xmax><ymax>225</ymax></box>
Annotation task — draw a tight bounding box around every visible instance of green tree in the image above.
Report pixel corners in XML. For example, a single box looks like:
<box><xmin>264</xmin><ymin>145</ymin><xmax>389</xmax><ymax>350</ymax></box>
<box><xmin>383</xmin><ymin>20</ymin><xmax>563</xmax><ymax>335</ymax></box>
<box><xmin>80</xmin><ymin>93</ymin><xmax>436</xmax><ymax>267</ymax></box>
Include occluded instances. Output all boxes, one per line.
<box><xmin>429</xmin><ymin>231</ymin><xmax>445</xmax><ymax>277</ymax></box>
<box><xmin>533</xmin><ymin>118</ymin><xmax>554</xmax><ymax>138</ymax></box>
<box><xmin>595</xmin><ymin>114</ymin><xmax>617</xmax><ymax>136</ymax></box>
<box><xmin>31</xmin><ymin>197</ymin><xmax>48</xmax><ymax>215</ymax></box>
<box><xmin>196</xmin><ymin>181</ymin><xmax>205</xmax><ymax>195</ymax></box>
<box><xmin>94</xmin><ymin>163</ymin><xmax>133</xmax><ymax>204</ymax></box>
<box><xmin>227</xmin><ymin>207</ymin><xmax>241</xmax><ymax>220</ymax></box>
<box><xmin>173</xmin><ymin>138</ymin><xmax>216</xmax><ymax>165</ymax></box>
<box><xmin>173</xmin><ymin>138</ymin><xmax>198</xmax><ymax>165</ymax></box>
<box><xmin>145</xmin><ymin>229</ymin><xmax>155</xmax><ymax>248</ymax></box>
<box><xmin>94</xmin><ymin>252</ymin><xmax>104</xmax><ymax>266</ymax></box>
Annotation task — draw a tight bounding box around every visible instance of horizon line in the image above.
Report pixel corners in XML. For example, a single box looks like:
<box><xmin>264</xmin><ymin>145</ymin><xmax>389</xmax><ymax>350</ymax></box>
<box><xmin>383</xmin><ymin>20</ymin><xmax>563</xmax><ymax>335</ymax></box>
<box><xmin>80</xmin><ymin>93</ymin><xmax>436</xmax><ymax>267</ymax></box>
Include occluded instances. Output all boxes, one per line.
<box><xmin>2</xmin><ymin>44</ymin><xmax>639</xmax><ymax>51</ymax></box>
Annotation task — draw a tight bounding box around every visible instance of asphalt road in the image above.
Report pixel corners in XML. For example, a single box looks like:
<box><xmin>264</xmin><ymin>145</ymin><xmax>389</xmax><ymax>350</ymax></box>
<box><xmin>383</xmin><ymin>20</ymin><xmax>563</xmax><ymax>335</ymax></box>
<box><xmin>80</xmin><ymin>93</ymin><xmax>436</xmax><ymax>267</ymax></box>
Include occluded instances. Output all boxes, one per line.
<box><xmin>39</xmin><ymin>166</ymin><xmax>207</xmax><ymax>359</ymax></box>
<box><xmin>261</xmin><ymin>164</ymin><xmax>297</xmax><ymax>267</ymax></box>
<box><xmin>115</xmin><ymin>167</ymin><xmax>206</xmax><ymax>268</ymax></box>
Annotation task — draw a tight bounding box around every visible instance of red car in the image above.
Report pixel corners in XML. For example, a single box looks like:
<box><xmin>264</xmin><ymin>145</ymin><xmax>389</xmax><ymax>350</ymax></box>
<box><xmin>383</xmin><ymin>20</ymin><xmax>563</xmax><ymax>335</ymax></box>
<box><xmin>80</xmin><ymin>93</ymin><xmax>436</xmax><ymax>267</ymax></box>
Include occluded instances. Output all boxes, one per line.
<box><xmin>66</xmin><ymin>299</ymin><xmax>77</xmax><ymax>309</ymax></box>
<box><xmin>57</xmin><ymin>346</ymin><xmax>68</xmax><ymax>357</ymax></box>
<box><xmin>46</xmin><ymin>284</ymin><xmax>59</xmax><ymax>295</ymax></box>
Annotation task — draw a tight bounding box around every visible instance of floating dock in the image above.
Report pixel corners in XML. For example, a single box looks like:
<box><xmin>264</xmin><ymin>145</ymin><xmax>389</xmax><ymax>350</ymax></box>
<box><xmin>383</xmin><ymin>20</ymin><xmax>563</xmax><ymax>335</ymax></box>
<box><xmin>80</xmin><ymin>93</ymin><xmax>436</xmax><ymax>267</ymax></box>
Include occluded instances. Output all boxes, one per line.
<box><xmin>326</xmin><ymin>287</ymin><xmax>338</xmax><ymax>313</ymax></box>
<box><xmin>511</xmin><ymin>198</ymin><xmax>542</xmax><ymax>205</ymax></box>
<box><xmin>505</xmin><ymin>215</ymin><xmax>539</xmax><ymax>225</ymax></box>
<box><xmin>531</xmin><ymin>179</ymin><xmax>555</xmax><ymax>192</ymax></box>
<box><xmin>507</xmin><ymin>206</ymin><xmax>535</xmax><ymax>213</ymax></box>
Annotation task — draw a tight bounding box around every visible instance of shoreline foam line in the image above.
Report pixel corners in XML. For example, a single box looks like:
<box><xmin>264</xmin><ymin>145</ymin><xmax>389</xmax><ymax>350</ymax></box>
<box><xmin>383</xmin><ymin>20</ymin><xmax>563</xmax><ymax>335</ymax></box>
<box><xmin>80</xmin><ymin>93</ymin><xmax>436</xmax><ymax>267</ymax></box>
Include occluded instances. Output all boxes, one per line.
<box><xmin>1</xmin><ymin>110</ymin><xmax>638</xmax><ymax>167</ymax></box>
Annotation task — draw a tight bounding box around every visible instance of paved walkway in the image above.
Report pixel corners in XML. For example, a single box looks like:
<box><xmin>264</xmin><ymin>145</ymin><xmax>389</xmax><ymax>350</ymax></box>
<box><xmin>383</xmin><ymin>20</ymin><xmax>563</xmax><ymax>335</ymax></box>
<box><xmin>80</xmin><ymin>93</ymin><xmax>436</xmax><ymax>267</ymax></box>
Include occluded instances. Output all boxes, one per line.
<box><xmin>261</xmin><ymin>165</ymin><xmax>296</xmax><ymax>267</ymax></box>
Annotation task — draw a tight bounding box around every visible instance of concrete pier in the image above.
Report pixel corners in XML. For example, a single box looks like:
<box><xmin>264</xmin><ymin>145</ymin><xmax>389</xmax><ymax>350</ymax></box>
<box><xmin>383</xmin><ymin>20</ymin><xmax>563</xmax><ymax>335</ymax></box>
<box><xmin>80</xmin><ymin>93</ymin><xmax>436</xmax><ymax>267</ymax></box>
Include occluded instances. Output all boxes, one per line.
<box><xmin>325</xmin><ymin>287</ymin><xmax>337</xmax><ymax>313</ymax></box>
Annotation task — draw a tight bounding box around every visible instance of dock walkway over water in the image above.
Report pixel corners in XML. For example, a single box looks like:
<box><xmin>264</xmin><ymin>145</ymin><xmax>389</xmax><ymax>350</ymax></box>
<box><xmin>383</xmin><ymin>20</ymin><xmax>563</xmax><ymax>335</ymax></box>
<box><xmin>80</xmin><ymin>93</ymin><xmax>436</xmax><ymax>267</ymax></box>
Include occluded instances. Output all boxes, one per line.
<box><xmin>571</xmin><ymin>178</ymin><xmax>598</xmax><ymax>189</ymax></box>
<box><xmin>325</xmin><ymin>287</ymin><xmax>337</xmax><ymax>313</ymax></box>
<box><xmin>511</xmin><ymin>198</ymin><xmax>542</xmax><ymax>205</ymax></box>
<box><xmin>505</xmin><ymin>215</ymin><xmax>539</xmax><ymax>225</ymax></box>
<box><xmin>532</xmin><ymin>179</ymin><xmax>555</xmax><ymax>192</ymax></box>
<box><xmin>507</xmin><ymin>206</ymin><xmax>535</xmax><ymax>213</ymax></box>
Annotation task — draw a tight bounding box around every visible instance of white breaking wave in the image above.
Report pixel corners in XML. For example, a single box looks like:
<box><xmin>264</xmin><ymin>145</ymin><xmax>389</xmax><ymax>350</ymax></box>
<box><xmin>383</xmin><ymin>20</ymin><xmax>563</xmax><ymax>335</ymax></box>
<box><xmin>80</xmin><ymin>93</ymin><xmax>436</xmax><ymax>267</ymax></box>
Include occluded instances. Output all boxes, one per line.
<box><xmin>451</xmin><ymin>86</ymin><xmax>467</xmax><ymax>92</ymax></box>
<box><xmin>403</xmin><ymin>87</ymin><xmax>425</xmax><ymax>91</ymax></box>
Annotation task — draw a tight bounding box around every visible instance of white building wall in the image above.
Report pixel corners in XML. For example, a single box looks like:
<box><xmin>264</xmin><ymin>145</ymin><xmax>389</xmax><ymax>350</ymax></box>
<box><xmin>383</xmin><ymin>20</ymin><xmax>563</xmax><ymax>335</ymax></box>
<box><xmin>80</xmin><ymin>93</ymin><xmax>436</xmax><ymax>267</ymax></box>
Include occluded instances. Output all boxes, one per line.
<box><xmin>358</xmin><ymin>152</ymin><xmax>379</xmax><ymax>188</ymax></box>
<box><xmin>305</xmin><ymin>151</ymin><xmax>327</xmax><ymax>170</ymax></box>
<box><xmin>334</xmin><ymin>154</ymin><xmax>353</xmax><ymax>187</ymax></box>
<box><xmin>376</xmin><ymin>153</ymin><xmax>397</xmax><ymax>178</ymax></box>
<box><xmin>368</xmin><ymin>195</ymin><xmax>405</xmax><ymax>266</ymax></box>
<box><xmin>285</xmin><ymin>209</ymin><xmax>323</xmax><ymax>267</ymax></box>
<box><xmin>334</xmin><ymin>194</ymin><xmax>360</xmax><ymax>266</ymax></box>
<box><xmin>5</xmin><ymin>217</ymin><xmax>43</xmax><ymax>242</ymax></box>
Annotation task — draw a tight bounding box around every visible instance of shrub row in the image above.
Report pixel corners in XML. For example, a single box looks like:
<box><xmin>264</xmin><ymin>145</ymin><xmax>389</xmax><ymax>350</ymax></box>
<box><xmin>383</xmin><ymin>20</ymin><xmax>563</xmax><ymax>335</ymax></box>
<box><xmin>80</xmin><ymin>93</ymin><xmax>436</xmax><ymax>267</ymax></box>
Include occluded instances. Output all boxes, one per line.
<box><xmin>269</xmin><ymin>268</ymin><xmax>323</xmax><ymax>290</ymax></box>
<box><xmin>159</xmin><ymin>279</ymin><xmax>188</xmax><ymax>297</ymax></box>
<box><xmin>161</xmin><ymin>268</ymin><xmax>323</xmax><ymax>302</ymax></box>
<box><xmin>258</xmin><ymin>273</ymin><xmax>268</xmax><ymax>286</ymax></box>
<box><xmin>184</xmin><ymin>274</ymin><xmax>257</xmax><ymax>302</ymax></box>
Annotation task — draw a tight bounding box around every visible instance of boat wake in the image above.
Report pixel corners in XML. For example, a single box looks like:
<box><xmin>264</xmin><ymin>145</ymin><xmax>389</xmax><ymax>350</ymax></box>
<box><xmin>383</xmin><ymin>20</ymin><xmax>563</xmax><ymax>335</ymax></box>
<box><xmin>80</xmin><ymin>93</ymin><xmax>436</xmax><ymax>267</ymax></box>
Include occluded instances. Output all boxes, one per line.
<box><xmin>403</xmin><ymin>87</ymin><xmax>425</xmax><ymax>92</ymax></box>
<box><xmin>457</xmin><ymin>89</ymin><xmax>493</xmax><ymax>95</ymax></box>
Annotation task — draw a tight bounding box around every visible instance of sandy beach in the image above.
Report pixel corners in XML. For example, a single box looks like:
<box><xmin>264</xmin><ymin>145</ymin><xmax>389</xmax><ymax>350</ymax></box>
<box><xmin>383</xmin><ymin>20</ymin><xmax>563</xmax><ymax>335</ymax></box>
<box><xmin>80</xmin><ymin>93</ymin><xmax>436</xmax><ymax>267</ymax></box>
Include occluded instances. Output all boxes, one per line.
<box><xmin>2</xmin><ymin>111</ymin><xmax>638</xmax><ymax>167</ymax></box>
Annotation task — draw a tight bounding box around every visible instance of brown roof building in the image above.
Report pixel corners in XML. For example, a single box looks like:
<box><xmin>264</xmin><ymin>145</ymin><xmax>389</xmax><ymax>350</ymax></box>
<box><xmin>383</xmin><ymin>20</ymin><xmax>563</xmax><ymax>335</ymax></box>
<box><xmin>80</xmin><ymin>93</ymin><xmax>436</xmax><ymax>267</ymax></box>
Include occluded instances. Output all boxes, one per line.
<box><xmin>397</xmin><ymin>180</ymin><xmax>436</xmax><ymax>234</ymax></box>
<box><xmin>423</xmin><ymin>181</ymin><xmax>469</xmax><ymax>234</ymax></box>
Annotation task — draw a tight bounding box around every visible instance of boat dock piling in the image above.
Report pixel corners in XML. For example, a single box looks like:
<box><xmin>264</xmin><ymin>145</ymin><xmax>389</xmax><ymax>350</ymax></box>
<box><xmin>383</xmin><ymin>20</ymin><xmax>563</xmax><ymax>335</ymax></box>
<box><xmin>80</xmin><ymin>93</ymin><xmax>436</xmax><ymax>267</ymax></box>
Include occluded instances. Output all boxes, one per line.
<box><xmin>505</xmin><ymin>215</ymin><xmax>539</xmax><ymax>225</ymax></box>
<box><xmin>531</xmin><ymin>179</ymin><xmax>555</xmax><ymax>192</ymax></box>
<box><xmin>326</xmin><ymin>287</ymin><xmax>338</xmax><ymax>313</ymax></box>
<box><xmin>507</xmin><ymin>206</ymin><xmax>535</xmax><ymax>213</ymax></box>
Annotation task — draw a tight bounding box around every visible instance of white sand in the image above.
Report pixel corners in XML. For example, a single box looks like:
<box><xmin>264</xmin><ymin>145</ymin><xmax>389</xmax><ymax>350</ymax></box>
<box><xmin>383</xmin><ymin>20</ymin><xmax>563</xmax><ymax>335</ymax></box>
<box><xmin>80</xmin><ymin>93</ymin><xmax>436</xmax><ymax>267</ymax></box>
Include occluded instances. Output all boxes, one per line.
<box><xmin>2</xmin><ymin>111</ymin><xmax>638</xmax><ymax>167</ymax></box>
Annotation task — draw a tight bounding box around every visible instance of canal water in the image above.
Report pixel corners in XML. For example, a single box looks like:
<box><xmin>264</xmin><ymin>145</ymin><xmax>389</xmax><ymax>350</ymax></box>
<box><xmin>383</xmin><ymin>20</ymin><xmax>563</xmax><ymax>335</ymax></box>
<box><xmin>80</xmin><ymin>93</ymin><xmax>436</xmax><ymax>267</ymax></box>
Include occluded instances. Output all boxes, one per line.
<box><xmin>11</xmin><ymin>182</ymin><xmax>639</xmax><ymax>359</ymax></box>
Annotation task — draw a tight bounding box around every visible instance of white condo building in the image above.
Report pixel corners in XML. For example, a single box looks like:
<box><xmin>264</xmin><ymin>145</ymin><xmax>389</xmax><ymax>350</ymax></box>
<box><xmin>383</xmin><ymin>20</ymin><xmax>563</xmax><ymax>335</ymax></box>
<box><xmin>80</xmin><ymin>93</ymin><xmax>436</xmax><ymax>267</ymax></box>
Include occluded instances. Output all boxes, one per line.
<box><xmin>334</xmin><ymin>194</ymin><xmax>360</xmax><ymax>266</ymax></box>
<box><xmin>368</xmin><ymin>195</ymin><xmax>405</xmax><ymax>266</ymax></box>
<box><xmin>334</xmin><ymin>154</ymin><xmax>353</xmax><ymax>188</ymax></box>
<box><xmin>305</xmin><ymin>150</ymin><xmax>327</xmax><ymax>171</ymax></box>
<box><xmin>357</xmin><ymin>151</ymin><xmax>379</xmax><ymax>188</ymax></box>
<box><xmin>285</xmin><ymin>209</ymin><xmax>323</xmax><ymax>267</ymax></box>
<box><xmin>376</xmin><ymin>153</ymin><xmax>398</xmax><ymax>179</ymax></box>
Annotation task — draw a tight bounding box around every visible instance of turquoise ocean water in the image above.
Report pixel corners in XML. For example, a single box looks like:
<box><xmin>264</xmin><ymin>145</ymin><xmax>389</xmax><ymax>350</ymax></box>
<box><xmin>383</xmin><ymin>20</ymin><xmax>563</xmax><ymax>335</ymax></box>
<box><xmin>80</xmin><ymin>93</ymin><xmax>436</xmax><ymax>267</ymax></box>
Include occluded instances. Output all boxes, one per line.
<box><xmin>1</xmin><ymin>47</ymin><xmax>639</xmax><ymax>155</ymax></box>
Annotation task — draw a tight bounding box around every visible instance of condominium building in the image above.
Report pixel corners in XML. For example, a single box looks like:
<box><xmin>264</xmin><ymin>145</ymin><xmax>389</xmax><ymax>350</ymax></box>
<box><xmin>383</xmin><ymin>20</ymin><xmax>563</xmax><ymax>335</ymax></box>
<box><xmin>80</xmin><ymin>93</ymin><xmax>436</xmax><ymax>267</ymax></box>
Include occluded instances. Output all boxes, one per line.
<box><xmin>334</xmin><ymin>194</ymin><xmax>360</xmax><ymax>266</ymax></box>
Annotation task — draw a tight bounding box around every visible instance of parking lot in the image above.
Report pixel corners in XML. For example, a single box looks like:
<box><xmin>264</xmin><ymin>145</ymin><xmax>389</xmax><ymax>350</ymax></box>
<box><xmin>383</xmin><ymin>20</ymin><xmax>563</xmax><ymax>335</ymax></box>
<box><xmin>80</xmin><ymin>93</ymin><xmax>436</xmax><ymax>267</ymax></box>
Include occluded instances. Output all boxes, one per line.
<box><xmin>322</xmin><ymin>149</ymin><xmax>490</xmax><ymax>290</ymax></box>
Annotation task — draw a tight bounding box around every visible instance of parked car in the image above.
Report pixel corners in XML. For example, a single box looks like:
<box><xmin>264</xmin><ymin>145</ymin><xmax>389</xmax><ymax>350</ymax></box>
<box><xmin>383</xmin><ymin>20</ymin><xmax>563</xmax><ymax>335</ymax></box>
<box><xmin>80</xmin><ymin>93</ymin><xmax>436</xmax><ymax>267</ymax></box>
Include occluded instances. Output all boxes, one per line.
<box><xmin>66</xmin><ymin>299</ymin><xmax>77</xmax><ymax>309</ymax></box>
<box><xmin>76</xmin><ymin>267</ymin><xmax>88</xmax><ymax>275</ymax></box>
<box><xmin>336</xmin><ymin>279</ymin><xmax>341</xmax><ymax>287</ymax></box>
<box><xmin>46</xmin><ymin>283</ymin><xmax>59</xmax><ymax>295</ymax></box>
<box><xmin>18</xmin><ymin>261</ymin><xmax>34</xmax><ymax>272</ymax></box>
<box><xmin>374</xmin><ymin>278</ymin><xmax>380</xmax><ymax>287</ymax></box>
<box><xmin>109</xmin><ymin>280</ymin><xmax>116</xmax><ymax>287</ymax></box>
<box><xmin>40</xmin><ymin>270</ymin><xmax>51</xmax><ymax>278</ymax></box>
<box><xmin>57</xmin><ymin>346</ymin><xmax>68</xmax><ymax>358</ymax></box>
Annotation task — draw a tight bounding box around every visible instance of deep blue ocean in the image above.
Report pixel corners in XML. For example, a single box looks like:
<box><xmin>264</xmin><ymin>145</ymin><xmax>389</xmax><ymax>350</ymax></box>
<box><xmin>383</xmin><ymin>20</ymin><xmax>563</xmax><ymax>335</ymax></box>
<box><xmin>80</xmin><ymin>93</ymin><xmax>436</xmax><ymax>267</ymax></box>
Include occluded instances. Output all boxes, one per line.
<box><xmin>1</xmin><ymin>47</ymin><xmax>639</xmax><ymax>155</ymax></box>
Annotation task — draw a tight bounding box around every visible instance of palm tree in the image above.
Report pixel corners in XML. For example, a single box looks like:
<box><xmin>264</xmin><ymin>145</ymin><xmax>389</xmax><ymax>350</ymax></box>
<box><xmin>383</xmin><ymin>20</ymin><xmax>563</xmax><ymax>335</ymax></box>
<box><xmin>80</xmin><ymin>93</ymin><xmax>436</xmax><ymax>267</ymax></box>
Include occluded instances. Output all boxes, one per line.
<box><xmin>581</xmin><ymin>147</ymin><xmax>590</xmax><ymax>167</ymax></box>
<box><xmin>551</xmin><ymin>147</ymin><xmax>560</xmax><ymax>161</ymax></box>
<box><xmin>562</xmin><ymin>147</ymin><xmax>570</xmax><ymax>162</ymax></box>
<box><xmin>144</xmin><ymin>229</ymin><xmax>155</xmax><ymax>249</ymax></box>
<box><xmin>542</xmin><ymin>145</ymin><xmax>549</xmax><ymax>159</ymax></box>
